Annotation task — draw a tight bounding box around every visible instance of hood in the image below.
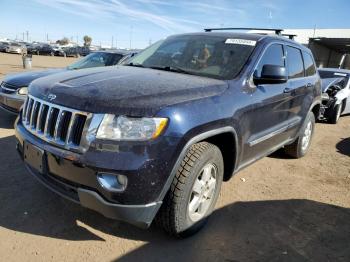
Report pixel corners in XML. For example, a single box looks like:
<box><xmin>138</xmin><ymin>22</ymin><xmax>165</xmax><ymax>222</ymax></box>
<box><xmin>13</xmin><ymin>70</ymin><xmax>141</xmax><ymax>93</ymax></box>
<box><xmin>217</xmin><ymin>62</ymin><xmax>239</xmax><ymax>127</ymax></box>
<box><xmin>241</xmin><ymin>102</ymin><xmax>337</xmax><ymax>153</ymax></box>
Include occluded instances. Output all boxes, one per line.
<box><xmin>29</xmin><ymin>66</ymin><xmax>229</xmax><ymax>117</ymax></box>
<box><xmin>321</xmin><ymin>77</ymin><xmax>343</xmax><ymax>92</ymax></box>
<box><xmin>3</xmin><ymin>68</ymin><xmax>66</xmax><ymax>87</ymax></box>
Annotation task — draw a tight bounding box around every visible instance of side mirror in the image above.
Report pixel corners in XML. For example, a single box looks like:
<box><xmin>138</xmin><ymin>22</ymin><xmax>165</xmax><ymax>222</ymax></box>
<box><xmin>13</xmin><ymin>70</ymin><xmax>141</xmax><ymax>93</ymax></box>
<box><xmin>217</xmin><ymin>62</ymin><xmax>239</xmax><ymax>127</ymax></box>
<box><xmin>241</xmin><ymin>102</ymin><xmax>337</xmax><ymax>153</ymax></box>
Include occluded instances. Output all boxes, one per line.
<box><xmin>254</xmin><ymin>65</ymin><xmax>287</xmax><ymax>85</ymax></box>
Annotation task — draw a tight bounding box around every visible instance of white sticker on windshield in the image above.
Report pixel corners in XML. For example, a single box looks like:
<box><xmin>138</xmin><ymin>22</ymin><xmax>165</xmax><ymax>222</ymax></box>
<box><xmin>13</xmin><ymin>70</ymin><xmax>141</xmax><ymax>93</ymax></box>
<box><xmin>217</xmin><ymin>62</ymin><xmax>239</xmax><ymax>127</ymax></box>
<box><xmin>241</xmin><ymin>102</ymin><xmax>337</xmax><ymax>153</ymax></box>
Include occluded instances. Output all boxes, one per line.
<box><xmin>225</xmin><ymin>39</ymin><xmax>256</xmax><ymax>46</ymax></box>
<box><xmin>334</xmin><ymin>72</ymin><xmax>347</xmax><ymax>77</ymax></box>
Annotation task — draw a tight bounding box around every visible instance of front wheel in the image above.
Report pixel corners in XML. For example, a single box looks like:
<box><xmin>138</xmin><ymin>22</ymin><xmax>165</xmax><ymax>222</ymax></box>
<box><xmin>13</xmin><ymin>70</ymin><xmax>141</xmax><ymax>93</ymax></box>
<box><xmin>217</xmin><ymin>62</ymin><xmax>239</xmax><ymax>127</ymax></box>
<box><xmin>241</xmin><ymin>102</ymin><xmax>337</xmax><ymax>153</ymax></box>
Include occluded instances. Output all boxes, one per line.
<box><xmin>157</xmin><ymin>142</ymin><xmax>223</xmax><ymax>237</ymax></box>
<box><xmin>284</xmin><ymin>111</ymin><xmax>315</xmax><ymax>158</ymax></box>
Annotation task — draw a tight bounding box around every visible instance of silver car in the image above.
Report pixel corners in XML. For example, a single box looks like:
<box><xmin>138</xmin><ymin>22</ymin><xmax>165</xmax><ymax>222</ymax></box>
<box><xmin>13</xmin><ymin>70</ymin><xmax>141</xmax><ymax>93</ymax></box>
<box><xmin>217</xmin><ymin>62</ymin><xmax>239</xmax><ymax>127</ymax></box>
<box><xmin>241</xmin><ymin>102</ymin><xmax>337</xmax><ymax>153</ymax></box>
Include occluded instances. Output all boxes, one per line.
<box><xmin>6</xmin><ymin>43</ymin><xmax>26</xmax><ymax>54</ymax></box>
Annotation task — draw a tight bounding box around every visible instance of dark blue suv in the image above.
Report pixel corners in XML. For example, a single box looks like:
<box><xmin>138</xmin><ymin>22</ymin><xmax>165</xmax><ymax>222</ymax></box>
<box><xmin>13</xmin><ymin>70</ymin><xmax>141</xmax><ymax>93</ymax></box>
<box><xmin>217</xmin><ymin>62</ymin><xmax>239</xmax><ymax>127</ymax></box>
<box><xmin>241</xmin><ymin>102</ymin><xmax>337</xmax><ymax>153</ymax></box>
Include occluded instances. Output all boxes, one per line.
<box><xmin>15</xmin><ymin>30</ymin><xmax>321</xmax><ymax>237</ymax></box>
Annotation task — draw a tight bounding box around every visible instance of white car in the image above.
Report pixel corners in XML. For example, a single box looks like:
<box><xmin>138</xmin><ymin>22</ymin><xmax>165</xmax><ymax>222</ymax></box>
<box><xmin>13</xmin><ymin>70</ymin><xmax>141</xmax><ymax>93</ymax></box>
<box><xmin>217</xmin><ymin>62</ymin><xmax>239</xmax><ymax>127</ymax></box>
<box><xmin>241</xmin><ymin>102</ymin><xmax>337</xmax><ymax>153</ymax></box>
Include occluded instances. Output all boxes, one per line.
<box><xmin>6</xmin><ymin>43</ymin><xmax>26</xmax><ymax>54</ymax></box>
<box><xmin>319</xmin><ymin>68</ymin><xmax>350</xmax><ymax>124</ymax></box>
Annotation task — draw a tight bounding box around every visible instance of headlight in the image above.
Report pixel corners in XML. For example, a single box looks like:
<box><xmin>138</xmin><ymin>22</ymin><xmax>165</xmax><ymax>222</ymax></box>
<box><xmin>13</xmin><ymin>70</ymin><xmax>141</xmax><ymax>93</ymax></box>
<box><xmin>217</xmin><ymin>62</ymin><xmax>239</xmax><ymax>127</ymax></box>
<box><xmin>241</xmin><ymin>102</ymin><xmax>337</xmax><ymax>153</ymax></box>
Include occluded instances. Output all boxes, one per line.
<box><xmin>18</xmin><ymin>87</ymin><xmax>28</xmax><ymax>95</ymax></box>
<box><xmin>96</xmin><ymin>115</ymin><xmax>168</xmax><ymax>141</ymax></box>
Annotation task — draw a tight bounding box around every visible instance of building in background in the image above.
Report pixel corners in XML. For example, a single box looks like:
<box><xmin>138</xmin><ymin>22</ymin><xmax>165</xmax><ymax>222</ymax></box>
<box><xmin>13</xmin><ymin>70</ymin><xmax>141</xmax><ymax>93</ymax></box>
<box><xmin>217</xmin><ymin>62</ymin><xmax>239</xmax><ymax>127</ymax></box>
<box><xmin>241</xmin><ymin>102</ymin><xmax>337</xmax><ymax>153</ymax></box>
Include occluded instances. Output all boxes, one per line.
<box><xmin>251</xmin><ymin>29</ymin><xmax>350</xmax><ymax>69</ymax></box>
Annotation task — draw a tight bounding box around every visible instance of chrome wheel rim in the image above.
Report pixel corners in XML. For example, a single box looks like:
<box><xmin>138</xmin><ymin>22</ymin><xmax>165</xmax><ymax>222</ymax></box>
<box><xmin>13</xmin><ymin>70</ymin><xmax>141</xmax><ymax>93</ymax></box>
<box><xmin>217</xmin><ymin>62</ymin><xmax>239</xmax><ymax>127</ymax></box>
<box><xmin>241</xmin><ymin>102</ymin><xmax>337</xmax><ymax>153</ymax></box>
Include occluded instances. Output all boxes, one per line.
<box><xmin>188</xmin><ymin>163</ymin><xmax>217</xmax><ymax>222</ymax></box>
<box><xmin>301</xmin><ymin>121</ymin><xmax>312</xmax><ymax>151</ymax></box>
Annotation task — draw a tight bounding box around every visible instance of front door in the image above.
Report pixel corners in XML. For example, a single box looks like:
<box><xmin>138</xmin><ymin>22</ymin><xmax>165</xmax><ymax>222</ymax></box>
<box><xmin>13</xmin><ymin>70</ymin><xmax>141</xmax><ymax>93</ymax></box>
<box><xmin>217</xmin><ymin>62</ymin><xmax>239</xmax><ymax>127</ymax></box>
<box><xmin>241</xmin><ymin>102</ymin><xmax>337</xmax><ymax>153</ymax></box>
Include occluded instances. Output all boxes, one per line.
<box><xmin>240</xmin><ymin>43</ymin><xmax>292</xmax><ymax>164</ymax></box>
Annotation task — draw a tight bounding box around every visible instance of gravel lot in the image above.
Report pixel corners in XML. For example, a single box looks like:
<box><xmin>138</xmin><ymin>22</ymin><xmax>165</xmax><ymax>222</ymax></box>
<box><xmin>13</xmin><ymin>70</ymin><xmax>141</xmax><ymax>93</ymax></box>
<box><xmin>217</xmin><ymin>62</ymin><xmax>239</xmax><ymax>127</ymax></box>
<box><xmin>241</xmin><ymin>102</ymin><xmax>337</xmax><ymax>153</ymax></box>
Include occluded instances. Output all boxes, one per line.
<box><xmin>0</xmin><ymin>52</ymin><xmax>349</xmax><ymax>262</ymax></box>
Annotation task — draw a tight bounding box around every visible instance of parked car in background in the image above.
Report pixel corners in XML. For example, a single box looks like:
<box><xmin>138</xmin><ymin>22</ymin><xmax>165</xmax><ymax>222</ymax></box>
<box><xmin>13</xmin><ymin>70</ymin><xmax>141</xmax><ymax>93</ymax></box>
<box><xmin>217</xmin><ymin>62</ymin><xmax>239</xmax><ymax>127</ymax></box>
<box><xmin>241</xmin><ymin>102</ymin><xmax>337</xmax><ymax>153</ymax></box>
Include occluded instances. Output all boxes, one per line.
<box><xmin>0</xmin><ymin>50</ymin><xmax>135</xmax><ymax>114</ymax></box>
<box><xmin>318</xmin><ymin>68</ymin><xmax>350</xmax><ymax>123</ymax></box>
<box><xmin>15</xmin><ymin>30</ymin><xmax>321</xmax><ymax>236</ymax></box>
<box><xmin>36</xmin><ymin>44</ymin><xmax>57</xmax><ymax>56</ymax></box>
<box><xmin>0</xmin><ymin>41</ymin><xmax>10</xmax><ymax>52</ymax></box>
<box><xmin>5</xmin><ymin>42</ymin><xmax>26</xmax><ymax>54</ymax></box>
<box><xmin>62</xmin><ymin>46</ymin><xmax>91</xmax><ymax>57</ymax></box>
<box><xmin>26</xmin><ymin>43</ymin><xmax>42</xmax><ymax>55</ymax></box>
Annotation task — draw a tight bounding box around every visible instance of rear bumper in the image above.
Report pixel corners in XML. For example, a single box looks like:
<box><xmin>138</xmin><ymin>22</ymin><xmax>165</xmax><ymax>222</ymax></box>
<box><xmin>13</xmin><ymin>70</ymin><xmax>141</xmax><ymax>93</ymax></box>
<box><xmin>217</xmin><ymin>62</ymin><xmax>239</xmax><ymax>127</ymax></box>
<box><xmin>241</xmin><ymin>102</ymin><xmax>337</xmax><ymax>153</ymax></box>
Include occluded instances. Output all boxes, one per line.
<box><xmin>0</xmin><ymin>92</ymin><xmax>25</xmax><ymax>114</ymax></box>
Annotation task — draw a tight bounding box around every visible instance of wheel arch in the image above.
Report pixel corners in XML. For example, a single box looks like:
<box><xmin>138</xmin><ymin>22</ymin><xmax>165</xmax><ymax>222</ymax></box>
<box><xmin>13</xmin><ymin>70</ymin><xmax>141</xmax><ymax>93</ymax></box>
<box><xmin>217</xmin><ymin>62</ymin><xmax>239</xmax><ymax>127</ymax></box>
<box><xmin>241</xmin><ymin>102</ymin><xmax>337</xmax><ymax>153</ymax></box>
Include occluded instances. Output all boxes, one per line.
<box><xmin>310</xmin><ymin>101</ymin><xmax>321</xmax><ymax>120</ymax></box>
<box><xmin>157</xmin><ymin>126</ymin><xmax>239</xmax><ymax>202</ymax></box>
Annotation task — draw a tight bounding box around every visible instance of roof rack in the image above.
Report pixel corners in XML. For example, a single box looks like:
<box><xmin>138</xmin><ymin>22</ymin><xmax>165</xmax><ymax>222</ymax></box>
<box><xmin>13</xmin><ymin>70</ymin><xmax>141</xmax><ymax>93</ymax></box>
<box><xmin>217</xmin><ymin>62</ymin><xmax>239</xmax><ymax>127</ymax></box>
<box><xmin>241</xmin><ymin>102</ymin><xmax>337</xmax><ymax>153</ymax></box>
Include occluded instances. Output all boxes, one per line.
<box><xmin>282</xmin><ymin>34</ymin><xmax>297</xmax><ymax>40</ymax></box>
<box><xmin>204</xmin><ymin>27</ymin><xmax>284</xmax><ymax>35</ymax></box>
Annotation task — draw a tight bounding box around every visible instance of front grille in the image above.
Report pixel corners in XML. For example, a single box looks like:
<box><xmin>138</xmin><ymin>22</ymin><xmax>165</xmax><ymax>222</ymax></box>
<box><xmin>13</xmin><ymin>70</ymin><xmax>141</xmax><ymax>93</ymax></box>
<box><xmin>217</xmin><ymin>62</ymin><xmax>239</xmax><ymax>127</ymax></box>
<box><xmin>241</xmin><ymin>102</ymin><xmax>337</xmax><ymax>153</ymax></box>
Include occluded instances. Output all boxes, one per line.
<box><xmin>1</xmin><ymin>82</ymin><xmax>18</xmax><ymax>94</ymax></box>
<box><xmin>22</xmin><ymin>95</ymin><xmax>91</xmax><ymax>151</ymax></box>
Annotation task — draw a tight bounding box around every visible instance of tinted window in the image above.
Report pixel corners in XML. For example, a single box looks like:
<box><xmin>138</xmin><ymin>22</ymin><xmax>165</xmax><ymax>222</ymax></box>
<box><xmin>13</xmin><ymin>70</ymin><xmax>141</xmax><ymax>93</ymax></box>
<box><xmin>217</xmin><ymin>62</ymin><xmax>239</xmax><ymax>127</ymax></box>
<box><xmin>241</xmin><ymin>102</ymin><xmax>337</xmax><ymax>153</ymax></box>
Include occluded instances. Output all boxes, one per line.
<box><xmin>127</xmin><ymin>35</ymin><xmax>256</xmax><ymax>80</ymax></box>
<box><xmin>255</xmin><ymin>44</ymin><xmax>284</xmax><ymax>77</ymax></box>
<box><xmin>303</xmin><ymin>52</ymin><xmax>316</xmax><ymax>76</ymax></box>
<box><xmin>287</xmin><ymin>46</ymin><xmax>304</xmax><ymax>79</ymax></box>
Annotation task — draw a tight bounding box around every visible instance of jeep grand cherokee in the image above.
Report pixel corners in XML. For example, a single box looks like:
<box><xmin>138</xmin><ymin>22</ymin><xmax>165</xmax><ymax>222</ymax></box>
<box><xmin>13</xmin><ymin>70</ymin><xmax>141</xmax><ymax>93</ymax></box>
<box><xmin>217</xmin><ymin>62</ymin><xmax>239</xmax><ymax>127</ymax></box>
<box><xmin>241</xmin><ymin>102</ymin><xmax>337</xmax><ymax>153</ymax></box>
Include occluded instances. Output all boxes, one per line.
<box><xmin>15</xmin><ymin>31</ymin><xmax>321</xmax><ymax>237</ymax></box>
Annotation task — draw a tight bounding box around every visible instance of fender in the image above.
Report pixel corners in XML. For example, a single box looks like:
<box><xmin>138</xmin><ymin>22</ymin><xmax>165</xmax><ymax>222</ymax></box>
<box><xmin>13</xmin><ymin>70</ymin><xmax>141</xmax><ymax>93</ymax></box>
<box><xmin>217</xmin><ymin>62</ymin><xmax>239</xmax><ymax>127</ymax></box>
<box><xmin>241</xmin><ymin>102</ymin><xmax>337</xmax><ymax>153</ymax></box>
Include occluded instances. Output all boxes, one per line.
<box><xmin>308</xmin><ymin>98</ymin><xmax>322</xmax><ymax>118</ymax></box>
<box><xmin>156</xmin><ymin>126</ymin><xmax>239</xmax><ymax>202</ymax></box>
<box><xmin>335</xmin><ymin>88</ymin><xmax>350</xmax><ymax>105</ymax></box>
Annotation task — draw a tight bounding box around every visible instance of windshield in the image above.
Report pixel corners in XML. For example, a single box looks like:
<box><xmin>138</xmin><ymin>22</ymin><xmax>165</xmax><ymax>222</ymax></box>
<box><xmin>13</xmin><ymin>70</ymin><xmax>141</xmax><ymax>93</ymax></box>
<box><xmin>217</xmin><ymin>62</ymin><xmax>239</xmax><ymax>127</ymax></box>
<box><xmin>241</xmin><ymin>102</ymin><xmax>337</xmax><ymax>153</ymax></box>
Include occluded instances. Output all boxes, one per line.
<box><xmin>67</xmin><ymin>52</ymin><xmax>123</xmax><ymax>70</ymax></box>
<box><xmin>126</xmin><ymin>35</ymin><xmax>256</xmax><ymax>80</ymax></box>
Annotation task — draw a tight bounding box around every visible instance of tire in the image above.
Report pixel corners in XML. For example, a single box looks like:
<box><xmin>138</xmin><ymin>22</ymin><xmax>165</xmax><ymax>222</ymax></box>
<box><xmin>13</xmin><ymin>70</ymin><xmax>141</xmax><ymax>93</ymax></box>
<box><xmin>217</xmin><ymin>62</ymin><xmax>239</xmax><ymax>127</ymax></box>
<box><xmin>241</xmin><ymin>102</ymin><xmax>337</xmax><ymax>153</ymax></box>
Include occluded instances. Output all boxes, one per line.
<box><xmin>284</xmin><ymin>111</ymin><xmax>315</xmax><ymax>158</ymax></box>
<box><xmin>329</xmin><ymin>103</ymin><xmax>341</xmax><ymax>124</ymax></box>
<box><xmin>157</xmin><ymin>142</ymin><xmax>224</xmax><ymax>237</ymax></box>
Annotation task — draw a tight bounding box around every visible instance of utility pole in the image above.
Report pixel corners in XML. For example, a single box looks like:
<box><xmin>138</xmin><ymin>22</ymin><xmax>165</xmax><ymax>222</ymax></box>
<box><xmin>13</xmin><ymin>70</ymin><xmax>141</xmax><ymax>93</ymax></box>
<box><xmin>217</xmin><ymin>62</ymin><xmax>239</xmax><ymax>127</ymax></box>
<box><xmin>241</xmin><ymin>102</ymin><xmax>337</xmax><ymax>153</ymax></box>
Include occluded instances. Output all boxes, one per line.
<box><xmin>26</xmin><ymin>31</ymin><xmax>29</xmax><ymax>42</ymax></box>
<box><xmin>115</xmin><ymin>36</ymin><xmax>117</xmax><ymax>50</ymax></box>
<box><xmin>22</xmin><ymin>32</ymin><xmax>24</xmax><ymax>41</ymax></box>
<box><xmin>129</xmin><ymin>26</ymin><xmax>133</xmax><ymax>49</ymax></box>
<box><xmin>112</xmin><ymin>36</ymin><xmax>114</xmax><ymax>48</ymax></box>
<box><xmin>46</xmin><ymin>33</ymin><xmax>49</xmax><ymax>42</ymax></box>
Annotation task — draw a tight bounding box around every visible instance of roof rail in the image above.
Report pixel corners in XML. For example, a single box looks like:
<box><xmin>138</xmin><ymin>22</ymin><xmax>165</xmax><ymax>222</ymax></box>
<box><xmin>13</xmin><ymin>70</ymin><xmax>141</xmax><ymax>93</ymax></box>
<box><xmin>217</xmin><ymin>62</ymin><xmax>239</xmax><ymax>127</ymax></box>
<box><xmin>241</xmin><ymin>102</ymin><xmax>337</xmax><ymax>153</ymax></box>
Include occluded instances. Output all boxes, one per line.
<box><xmin>204</xmin><ymin>27</ymin><xmax>284</xmax><ymax>35</ymax></box>
<box><xmin>282</xmin><ymin>34</ymin><xmax>297</xmax><ymax>40</ymax></box>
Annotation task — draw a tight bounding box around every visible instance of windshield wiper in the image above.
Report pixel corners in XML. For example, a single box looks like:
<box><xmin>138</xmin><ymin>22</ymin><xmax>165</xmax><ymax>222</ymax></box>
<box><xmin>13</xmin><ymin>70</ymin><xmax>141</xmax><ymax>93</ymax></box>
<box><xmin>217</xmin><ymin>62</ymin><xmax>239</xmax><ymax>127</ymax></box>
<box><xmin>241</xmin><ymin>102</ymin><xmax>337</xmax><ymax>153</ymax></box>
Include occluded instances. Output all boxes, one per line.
<box><xmin>125</xmin><ymin>62</ymin><xmax>145</xmax><ymax>67</ymax></box>
<box><xmin>149</xmin><ymin>66</ymin><xmax>191</xmax><ymax>75</ymax></box>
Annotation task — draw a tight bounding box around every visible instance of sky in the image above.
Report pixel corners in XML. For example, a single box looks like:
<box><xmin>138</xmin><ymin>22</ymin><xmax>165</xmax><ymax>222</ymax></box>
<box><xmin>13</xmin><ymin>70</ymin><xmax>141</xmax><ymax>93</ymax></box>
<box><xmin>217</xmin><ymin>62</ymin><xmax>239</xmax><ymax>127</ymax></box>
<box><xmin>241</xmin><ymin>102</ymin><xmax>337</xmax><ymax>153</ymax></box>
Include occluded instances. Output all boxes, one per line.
<box><xmin>0</xmin><ymin>0</ymin><xmax>349</xmax><ymax>48</ymax></box>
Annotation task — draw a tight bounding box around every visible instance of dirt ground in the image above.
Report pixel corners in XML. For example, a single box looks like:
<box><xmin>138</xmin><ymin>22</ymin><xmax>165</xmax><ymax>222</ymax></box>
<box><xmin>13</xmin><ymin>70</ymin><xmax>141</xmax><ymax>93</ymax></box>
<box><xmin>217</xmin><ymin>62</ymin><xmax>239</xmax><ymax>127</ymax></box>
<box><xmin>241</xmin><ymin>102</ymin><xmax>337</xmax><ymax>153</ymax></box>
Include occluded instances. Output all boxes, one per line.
<box><xmin>0</xmin><ymin>52</ymin><xmax>349</xmax><ymax>262</ymax></box>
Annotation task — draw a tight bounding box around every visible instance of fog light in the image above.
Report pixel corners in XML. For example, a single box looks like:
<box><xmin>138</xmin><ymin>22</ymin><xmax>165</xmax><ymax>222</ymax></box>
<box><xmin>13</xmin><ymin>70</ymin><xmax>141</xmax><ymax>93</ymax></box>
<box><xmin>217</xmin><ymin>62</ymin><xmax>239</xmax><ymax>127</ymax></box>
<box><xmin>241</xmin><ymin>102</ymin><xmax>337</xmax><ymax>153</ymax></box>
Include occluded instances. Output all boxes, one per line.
<box><xmin>97</xmin><ymin>173</ymin><xmax>127</xmax><ymax>192</ymax></box>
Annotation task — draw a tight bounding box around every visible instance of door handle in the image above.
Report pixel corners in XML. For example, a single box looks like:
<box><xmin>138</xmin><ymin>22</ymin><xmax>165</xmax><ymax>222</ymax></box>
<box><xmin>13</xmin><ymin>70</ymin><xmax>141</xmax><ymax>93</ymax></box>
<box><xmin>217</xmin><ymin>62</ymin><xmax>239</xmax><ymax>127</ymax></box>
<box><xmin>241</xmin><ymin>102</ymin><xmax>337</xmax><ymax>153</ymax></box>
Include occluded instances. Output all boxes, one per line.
<box><xmin>283</xmin><ymin>87</ymin><xmax>292</xmax><ymax>93</ymax></box>
<box><xmin>306</xmin><ymin>83</ymin><xmax>312</xmax><ymax>88</ymax></box>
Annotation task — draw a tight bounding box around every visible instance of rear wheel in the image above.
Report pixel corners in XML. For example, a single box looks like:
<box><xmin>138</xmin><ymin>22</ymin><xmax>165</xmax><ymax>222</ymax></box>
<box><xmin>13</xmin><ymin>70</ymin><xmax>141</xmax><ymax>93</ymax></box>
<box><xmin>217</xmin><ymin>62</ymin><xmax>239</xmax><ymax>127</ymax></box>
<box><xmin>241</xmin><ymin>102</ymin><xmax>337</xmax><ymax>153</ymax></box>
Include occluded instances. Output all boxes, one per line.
<box><xmin>157</xmin><ymin>142</ymin><xmax>223</xmax><ymax>237</ymax></box>
<box><xmin>329</xmin><ymin>103</ymin><xmax>341</xmax><ymax>124</ymax></box>
<box><xmin>284</xmin><ymin>111</ymin><xmax>315</xmax><ymax>158</ymax></box>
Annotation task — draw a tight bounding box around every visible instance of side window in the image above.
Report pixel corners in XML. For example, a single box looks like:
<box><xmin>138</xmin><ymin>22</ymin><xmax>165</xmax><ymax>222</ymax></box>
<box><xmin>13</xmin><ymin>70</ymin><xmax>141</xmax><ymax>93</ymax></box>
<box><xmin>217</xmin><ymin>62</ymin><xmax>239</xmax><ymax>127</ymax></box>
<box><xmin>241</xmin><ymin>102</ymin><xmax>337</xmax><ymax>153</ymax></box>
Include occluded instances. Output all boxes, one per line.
<box><xmin>255</xmin><ymin>44</ymin><xmax>284</xmax><ymax>77</ymax></box>
<box><xmin>303</xmin><ymin>52</ymin><xmax>316</xmax><ymax>76</ymax></box>
<box><xmin>286</xmin><ymin>46</ymin><xmax>304</xmax><ymax>79</ymax></box>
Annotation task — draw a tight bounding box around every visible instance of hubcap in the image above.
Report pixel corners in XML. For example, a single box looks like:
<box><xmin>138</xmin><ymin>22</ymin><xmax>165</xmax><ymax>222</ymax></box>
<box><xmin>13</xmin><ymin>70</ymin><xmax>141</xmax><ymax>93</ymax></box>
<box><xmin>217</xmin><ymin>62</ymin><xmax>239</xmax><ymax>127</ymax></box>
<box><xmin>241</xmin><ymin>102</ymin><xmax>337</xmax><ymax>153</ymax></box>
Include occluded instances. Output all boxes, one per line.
<box><xmin>301</xmin><ymin>121</ymin><xmax>312</xmax><ymax>151</ymax></box>
<box><xmin>188</xmin><ymin>163</ymin><xmax>217</xmax><ymax>222</ymax></box>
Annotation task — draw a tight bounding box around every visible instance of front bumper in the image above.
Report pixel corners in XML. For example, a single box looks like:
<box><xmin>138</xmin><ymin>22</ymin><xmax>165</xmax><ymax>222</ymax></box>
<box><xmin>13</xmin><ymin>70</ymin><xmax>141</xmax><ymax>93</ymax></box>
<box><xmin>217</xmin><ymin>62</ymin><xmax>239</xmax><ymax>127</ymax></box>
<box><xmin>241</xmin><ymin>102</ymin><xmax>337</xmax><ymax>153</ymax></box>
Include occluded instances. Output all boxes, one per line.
<box><xmin>15</xmin><ymin>117</ymin><xmax>181</xmax><ymax>228</ymax></box>
<box><xmin>22</xmin><ymin>163</ymin><xmax>161</xmax><ymax>228</ymax></box>
<box><xmin>0</xmin><ymin>92</ymin><xmax>25</xmax><ymax>114</ymax></box>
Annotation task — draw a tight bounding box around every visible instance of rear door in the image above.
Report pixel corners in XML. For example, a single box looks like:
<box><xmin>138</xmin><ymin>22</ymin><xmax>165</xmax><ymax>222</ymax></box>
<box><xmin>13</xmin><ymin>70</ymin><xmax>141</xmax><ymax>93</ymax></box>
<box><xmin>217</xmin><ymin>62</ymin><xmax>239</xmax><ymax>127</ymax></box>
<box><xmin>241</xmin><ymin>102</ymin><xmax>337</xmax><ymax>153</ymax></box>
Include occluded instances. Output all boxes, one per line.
<box><xmin>284</xmin><ymin>47</ymin><xmax>315</xmax><ymax>137</ymax></box>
